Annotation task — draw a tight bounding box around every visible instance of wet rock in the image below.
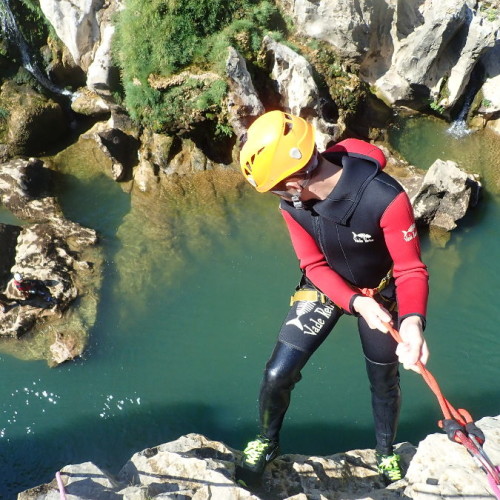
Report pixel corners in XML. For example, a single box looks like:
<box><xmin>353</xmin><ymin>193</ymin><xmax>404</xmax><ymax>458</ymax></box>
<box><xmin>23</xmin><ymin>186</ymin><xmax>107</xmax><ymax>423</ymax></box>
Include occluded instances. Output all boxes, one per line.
<box><xmin>71</xmin><ymin>87</ymin><xmax>112</xmax><ymax>117</ymax></box>
<box><xmin>0</xmin><ymin>223</ymin><xmax>21</xmax><ymax>286</ymax></box>
<box><xmin>0</xmin><ymin>157</ymin><xmax>102</xmax><ymax>365</ymax></box>
<box><xmin>0</xmin><ymin>80</ymin><xmax>67</xmax><ymax>157</ymax></box>
<box><xmin>80</xmin><ymin>106</ymin><xmax>141</xmax><ymax>182</ymax></box>
<box><xmin>18</xmin><ymin>415</ymin><xmax>500</xmax><ymax>499</ymax></box>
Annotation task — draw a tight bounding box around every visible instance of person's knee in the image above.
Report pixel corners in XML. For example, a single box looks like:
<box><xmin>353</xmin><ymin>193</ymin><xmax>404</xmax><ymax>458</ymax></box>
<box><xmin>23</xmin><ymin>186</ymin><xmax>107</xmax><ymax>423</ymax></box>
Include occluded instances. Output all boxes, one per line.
<box><xmin>263</xmin><ymin>364</ymin><xmax>302</xmax><ymax>391</ymax></box>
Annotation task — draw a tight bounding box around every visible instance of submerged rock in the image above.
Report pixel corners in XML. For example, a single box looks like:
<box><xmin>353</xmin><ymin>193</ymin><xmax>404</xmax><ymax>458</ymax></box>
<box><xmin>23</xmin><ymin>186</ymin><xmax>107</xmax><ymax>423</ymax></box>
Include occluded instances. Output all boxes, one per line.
<box><xmin>0</xmin><ymin>157</ymin><xmax>102</xmax><ymax>365</ymax></box>
<box><xmin>18</xmin><ymin>415</ymin><xmax>500</xmax><ymax>499</ymax></box>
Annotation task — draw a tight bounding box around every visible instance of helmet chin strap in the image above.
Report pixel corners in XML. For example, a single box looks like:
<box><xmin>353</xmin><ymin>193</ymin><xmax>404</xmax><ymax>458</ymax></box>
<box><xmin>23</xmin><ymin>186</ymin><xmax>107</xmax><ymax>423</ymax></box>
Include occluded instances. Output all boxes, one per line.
<box><xmin>291</xmin><ymin>190</ymin><xmax>304</xmax><ymax>210</ymax></box>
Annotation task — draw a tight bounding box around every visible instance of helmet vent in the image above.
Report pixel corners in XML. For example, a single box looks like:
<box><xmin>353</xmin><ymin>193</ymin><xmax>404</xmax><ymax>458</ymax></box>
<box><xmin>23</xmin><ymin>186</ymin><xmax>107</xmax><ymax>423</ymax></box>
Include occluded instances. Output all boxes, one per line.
<box><xmin>283</xmin><ymin>121</ymin><xmax>293</xmax><ymax>135</ymax></box>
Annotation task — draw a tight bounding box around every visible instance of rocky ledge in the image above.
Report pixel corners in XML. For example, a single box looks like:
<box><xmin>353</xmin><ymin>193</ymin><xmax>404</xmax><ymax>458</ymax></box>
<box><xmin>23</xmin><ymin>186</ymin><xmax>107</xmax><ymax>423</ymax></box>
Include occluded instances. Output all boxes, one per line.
<box><xmin>18</xmin><ymin>415</ymin><xmax>500</xmax><ymax>499</ymax></box>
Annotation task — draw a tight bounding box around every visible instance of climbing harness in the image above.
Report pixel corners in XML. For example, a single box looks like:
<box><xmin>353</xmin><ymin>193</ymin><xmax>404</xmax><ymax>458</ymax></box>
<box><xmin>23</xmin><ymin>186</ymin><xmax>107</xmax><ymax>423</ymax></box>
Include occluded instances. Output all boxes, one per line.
<box><xmin>383</xmin><ymin>322</ymin><xmax>500</xmax><ymax>498</ymax></box>
<box><xmin>358</xmin><ymin>268</ymin><xmax>393</xmax><ymax>298</ymax></box>
<box><xmin>290</xmin><ymin>289</ymin><xmax>328</xmax><ymax>306</ymax></box>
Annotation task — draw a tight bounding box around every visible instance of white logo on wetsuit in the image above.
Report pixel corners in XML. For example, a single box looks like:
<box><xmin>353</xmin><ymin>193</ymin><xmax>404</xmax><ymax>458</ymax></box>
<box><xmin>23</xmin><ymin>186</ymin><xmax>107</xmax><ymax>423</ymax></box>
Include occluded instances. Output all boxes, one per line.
<box><xmin>352</xmin><ymin>232</ymin><xmax>374</xmax><ymax>243</ymax></box>
<box><xmin>402</xmin><ymin>223</ymin><xmax>417</xmax><ymax>242</ymax></box>
<box><xmin>286</xmin><ymin>301</ymin><xmax>335</xmax><ymax>335</ymax></box>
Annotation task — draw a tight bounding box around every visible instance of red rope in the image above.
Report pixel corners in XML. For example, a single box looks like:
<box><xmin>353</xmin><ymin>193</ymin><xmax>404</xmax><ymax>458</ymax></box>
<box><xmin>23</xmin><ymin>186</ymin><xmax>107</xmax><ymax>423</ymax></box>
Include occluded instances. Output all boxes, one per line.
<box><xmin>383</xmin><ymin>322</ymin><xmax>473</xmax><ymax>427</ymax></box>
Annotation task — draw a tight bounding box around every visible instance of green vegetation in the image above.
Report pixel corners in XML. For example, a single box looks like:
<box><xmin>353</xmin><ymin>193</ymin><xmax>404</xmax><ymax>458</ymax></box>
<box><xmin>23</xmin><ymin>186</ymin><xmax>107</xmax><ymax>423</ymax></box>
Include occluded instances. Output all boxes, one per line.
<box><xmin>304</xmin><ymin>39</ymin><xmax>367</xmax><ymax>120</ymax></box>
<box><xmin>479</xmin><ymin>2</ymin><xmax>499</xmax><ymax>21</ymax></box>
<box><xmin>429</xmin><ymin>100</ymin><xmax>445</xmax><ymax>114</ymax></box>
<box><xmin>9</xmin><ymin>0</ymin><xmax>54</xmax><ymax>51</ymax></box>
<box><xmin>113</xmin><ymin>0</ymin><xmax>285</xmax><ymax>134</ymax></box>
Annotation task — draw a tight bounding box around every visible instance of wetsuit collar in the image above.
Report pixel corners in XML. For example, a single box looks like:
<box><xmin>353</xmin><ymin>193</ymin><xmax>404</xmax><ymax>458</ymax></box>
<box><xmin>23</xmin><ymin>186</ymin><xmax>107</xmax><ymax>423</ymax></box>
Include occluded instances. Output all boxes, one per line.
<box><xmin>312</xmin><ymin>154</ymin><xmax>379</xmax><ymax>225</ymax></box>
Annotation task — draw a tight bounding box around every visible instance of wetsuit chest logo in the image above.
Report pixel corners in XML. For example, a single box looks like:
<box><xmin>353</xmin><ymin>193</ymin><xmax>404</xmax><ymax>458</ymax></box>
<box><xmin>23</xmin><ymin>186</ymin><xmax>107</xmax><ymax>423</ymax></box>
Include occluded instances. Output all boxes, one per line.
<box><xmin>352</xmin><ymin>232</ymin><xmax>374</xmax><ymax>243</ymax></box>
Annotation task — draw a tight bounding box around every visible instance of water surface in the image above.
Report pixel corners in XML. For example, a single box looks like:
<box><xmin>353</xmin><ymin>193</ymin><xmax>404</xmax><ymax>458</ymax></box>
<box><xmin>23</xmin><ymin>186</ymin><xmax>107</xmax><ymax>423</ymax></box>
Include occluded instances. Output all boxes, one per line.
<box><xmin>0</xmin><ymin>117</ymin><xmax>499</xmax><ymax>498</ymax></box>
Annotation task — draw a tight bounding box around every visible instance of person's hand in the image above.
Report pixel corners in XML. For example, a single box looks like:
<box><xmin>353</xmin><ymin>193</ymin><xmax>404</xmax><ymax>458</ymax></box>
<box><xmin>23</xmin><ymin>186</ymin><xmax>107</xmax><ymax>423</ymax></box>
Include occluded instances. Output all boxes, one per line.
<box><xmin>396</xmin><ymin>316</ymin><xmax>429</xmax><ymax>373</ymax></box>
<box><xmin>352</xmin><ymin>296</ymin><xmax>392</xmax><ymax>333</ymax></box>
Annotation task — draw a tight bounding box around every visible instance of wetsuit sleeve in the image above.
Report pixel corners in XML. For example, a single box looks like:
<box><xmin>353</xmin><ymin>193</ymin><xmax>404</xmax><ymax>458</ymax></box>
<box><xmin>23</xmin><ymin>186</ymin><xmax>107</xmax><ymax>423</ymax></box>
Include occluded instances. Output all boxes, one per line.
<box><xmin>380</xmin><ymin>191</ymin><xmax>429</xmax><ymax>322</ymax></box>
<box><xmin>280</xmin><ymin>209</ymin><xmax>357</xmax><ymax>312</ymax></box>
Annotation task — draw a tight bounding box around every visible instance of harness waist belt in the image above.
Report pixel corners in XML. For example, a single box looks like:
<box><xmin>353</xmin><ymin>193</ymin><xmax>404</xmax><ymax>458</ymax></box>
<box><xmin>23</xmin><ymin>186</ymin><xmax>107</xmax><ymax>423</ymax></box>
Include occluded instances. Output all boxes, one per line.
<box><xmin>290</xmin><ymin>289</ymin><xmax>327</xmax><ymax>306</ymax></box>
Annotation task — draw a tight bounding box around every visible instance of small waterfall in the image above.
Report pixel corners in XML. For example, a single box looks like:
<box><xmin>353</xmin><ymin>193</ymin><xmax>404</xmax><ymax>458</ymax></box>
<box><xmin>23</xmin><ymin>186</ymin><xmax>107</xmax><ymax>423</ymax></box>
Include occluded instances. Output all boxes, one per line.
<box><xmin>0</xmin><ymin>0</ymin><xmax>72</xmax><ymax>97</ymax></box>
<box><xmin>447</xmin><ymin>92</ymin><xmax>474</xmax><ymax>139</ymax></box>
<box><xmin>446</xmin><ymin>64</ymin><xmax>484</xmax><ymax>139</ymax></box>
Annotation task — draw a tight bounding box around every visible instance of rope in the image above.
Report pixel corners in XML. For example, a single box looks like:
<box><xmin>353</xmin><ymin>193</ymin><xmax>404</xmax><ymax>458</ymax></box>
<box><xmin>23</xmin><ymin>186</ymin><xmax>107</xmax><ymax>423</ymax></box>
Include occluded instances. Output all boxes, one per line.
<box><xmin>382</xmin><ymin>322</ymin><xmax>472</xmax><ymax>427</ymax></box>
<box><xmin>383</xmin><ymin>321</ymin><xmax>500</xmax><ymax>497</ymax></box>
<box><xmin>56</xmin><ymin>471</ymin><xmax>67</xmax><ymax>500</ymax></box>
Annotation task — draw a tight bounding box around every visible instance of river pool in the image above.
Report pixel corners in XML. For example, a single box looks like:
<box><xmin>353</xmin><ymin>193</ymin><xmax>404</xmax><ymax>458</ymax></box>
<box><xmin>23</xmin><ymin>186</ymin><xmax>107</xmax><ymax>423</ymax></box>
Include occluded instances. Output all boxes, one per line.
<box><xmin>0</xmin><ymin>114</ymin><xmax>499</xmax><ymax>498</ymax></box>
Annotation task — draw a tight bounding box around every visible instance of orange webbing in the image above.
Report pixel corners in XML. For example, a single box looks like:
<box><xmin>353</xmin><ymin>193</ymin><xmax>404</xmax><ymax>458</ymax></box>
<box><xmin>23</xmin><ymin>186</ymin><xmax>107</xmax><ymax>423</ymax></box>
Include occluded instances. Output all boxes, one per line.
<box><xmin>383</xmin><ymin>322</ymin><xmax>473</xmax><ymax>427</ymax></box>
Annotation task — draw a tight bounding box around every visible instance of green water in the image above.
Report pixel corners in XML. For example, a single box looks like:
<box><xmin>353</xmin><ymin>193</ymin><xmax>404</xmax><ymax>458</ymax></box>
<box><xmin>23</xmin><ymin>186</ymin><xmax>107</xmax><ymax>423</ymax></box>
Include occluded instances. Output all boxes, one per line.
<box><xmin>1</xmin><ymin>116</ymin><xmax>500</xmax><ymax>498</ymax></box>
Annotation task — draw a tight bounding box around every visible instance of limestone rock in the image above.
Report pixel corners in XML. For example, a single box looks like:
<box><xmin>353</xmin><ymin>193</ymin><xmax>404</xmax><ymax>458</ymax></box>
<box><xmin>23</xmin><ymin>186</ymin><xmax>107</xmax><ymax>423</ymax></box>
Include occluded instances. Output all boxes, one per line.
<box><xmin>480</xmin><ymin>40</ymin><xmax>500</xmax><ymax>128</ymax></box>
<box><xmin>80</xmin><ymin>108</ymin><xmax>141</xmax><ymax>182</ymax></box>
<box><xmin>71</xmin><ymin>87</ymin><xmax>112</xmax><ymax>117</ymax></box>
<box><xmin>39</xmin><ymin>0</ymin><xmax>123</xmax><ymax>89</ymax></box>
<box><xmin>0</xmin><ymin>80</ymin><xmax>67</xmax><ymax>157</ymax></box>
<box><xmin>17</xmin><ymin>415</ymin><xmax>500</xmax><ymax>499</ymax></box>
<box><xmin>261</xmin><ymin>35</ymin><xmax>341</xmax><ymax>148</ymax></box>
<box><xmin>226</xmin><ymin>46</ymin><xmax>265</xmax><ymax>141</ymax></box>
<box><xmin>0</xmin><ymin>157</ymin><xmax>102</xmax><ymax>365</ymax></box>
<box><xmin>283</xmin><ymin>0</ymin><xmax>500</xmax><ymax>117</ymax></box>
<box><xmin>39</xmin><ymin>0</ymin><xmax>102</xmax><ymax>70</ymax></box>
<box><xmin>405</xmin><ymin>416</ymin><xmax>500</xmax><ymax>499</ymax></box>
<box><xmin>277</xmin><ymin>0</ymin><xmax>376</xmax><ymax>59</ymax></box>
<box><xmin>411</xmin><ymin>159</ymin><xmax>482</xmax><ymax>232</ymax></box>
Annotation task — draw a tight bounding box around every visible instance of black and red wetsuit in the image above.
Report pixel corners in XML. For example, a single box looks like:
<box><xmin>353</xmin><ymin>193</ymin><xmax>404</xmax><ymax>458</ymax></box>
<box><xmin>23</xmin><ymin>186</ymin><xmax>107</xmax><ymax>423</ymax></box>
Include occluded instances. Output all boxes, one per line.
<box><xmin>280</xmin><ymin>146</ymin><xmax>428</xmax><ymax>320</ymax></box>
<box><xmin>258</xmin><ymin>145</ymin><xmax>429</xmax><ymax>456</ymax></box>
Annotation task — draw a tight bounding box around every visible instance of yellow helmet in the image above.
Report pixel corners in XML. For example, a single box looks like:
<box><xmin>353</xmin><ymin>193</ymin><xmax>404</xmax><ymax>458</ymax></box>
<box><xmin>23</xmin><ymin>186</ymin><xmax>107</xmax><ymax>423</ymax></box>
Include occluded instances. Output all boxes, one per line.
<box><xmin>239</xmin><ymin>110</ymin><xmax>316</xmax><ymax>192</ymax></box>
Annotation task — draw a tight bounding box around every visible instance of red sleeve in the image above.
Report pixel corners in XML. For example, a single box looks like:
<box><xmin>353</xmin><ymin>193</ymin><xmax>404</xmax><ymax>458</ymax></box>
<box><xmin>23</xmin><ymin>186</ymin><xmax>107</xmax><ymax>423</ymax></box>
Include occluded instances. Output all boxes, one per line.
<box><xmin>380</xmin><ymin>191</ymin><xmax>429</xmax><ymax>319</ymax></box>
<box><xmin>281</xmin><ymin>209</ymin><xmax>358</xmax><ymax>312</ymax></box>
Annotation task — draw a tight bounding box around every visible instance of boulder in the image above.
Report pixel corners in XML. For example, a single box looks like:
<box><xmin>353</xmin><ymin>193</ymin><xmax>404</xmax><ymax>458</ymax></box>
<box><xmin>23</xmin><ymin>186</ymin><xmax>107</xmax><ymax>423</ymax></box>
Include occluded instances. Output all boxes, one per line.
<box><xmin>411</xmin><ymin>159</ymin><xmax>481</xmax><ymax>232</ymax></box>
<box><xmin>0</xmin><ymin>80</ymin><xmax>67</xmax><ymax>157</ymax></box>
<box><xmin>17</xmin><ymin>415</ymin><xmax>500</xmax><ymax>499</ymax></box>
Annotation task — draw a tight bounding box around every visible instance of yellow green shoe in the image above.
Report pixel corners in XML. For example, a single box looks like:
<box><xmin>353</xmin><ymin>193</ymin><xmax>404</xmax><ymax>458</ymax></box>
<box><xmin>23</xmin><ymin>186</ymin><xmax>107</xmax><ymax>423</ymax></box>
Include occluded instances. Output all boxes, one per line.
<box><xmin>376</xmin><ymin>452</ymin><xmax>402</xmax><ymax>483</ymax></box>
<box><xmin>235</xmin><ymin>435</ymin><xmax>280</xmax><ymax>488</ymax></box>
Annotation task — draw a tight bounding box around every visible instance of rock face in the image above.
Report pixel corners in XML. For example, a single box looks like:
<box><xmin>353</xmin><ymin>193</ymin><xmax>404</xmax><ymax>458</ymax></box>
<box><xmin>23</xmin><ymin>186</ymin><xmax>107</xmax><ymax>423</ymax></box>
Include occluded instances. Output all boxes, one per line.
<box><xmin>0</xmin><ymin>157</ymin><xmax>102</xmax><ymax>365</ymax></box>
<box><xmin>282</xmin><ymin>0</ymin><xmax>500</xmax><ymax>120</ymax></box>
<box><xmin>226</xmin><ymin>46</ymin><xmax>265</xmax><ymax>141</ymax></box>
<box><xmin>261</xmin><ymin>35</ymin><xmax>341</xmax><ymax>148</ymax></box>
<box><xmin>18</xmin><ymin>415</ymin><xmax>500</xmax><ymax>499</ymax></box>
<box><xmin>39</xmin><ymin>0</ymin><xmax>123</xmax><ymax>90</ymax></box>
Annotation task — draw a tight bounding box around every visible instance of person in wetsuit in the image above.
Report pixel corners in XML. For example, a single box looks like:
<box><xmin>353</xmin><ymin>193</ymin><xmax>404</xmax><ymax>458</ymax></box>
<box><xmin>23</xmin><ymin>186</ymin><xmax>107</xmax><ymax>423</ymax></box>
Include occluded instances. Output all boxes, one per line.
<box><xmin>236</xmin><ymin>110</ymin><xmax>429</xmax><ymax>485</ymax></box>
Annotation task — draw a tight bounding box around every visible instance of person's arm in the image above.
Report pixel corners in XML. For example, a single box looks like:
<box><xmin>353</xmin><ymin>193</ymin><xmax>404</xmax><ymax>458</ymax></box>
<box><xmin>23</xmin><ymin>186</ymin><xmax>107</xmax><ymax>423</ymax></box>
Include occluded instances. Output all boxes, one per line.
<box><xmin>381</xmin><ymin>191</ymin><xmax>430</xmax><ymax>370</ymax></box>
